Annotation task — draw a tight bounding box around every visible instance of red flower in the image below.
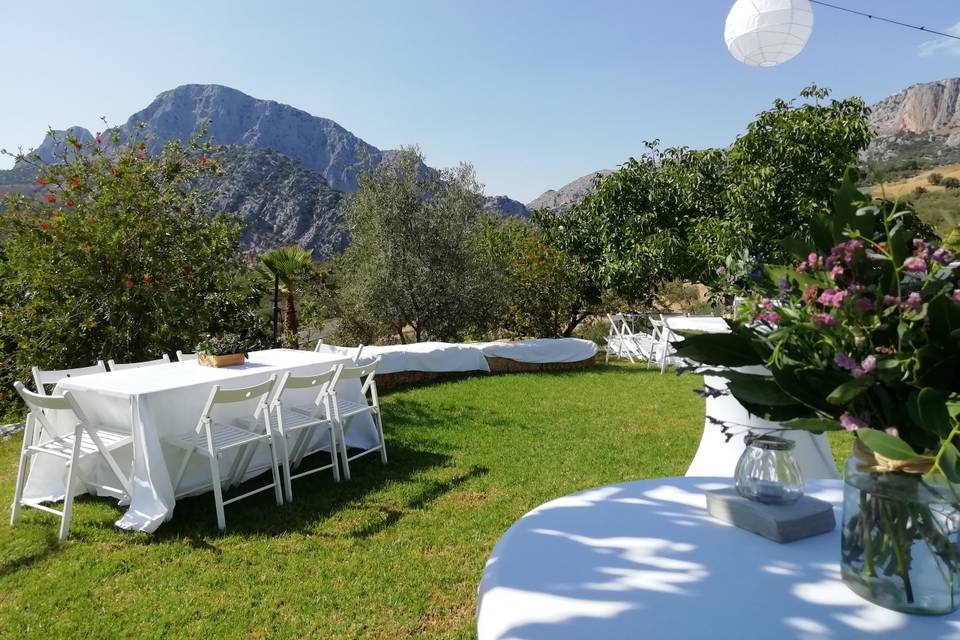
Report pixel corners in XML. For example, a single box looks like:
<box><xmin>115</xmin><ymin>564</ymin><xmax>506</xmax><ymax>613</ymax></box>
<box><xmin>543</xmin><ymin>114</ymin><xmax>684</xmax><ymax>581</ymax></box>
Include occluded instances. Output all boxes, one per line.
<box><xmin>40</xmin><ymin>222</ymin><xmax>49</xmax><ymax>231</ymax></box>
<box><xmin>36</xmin><ymin>177</ymin><xmax>45</xmax><ymax>186</ymax></box>
<box><xmin>46</xmin><ymin>194</ymin><xmax>55</xmax><ymax>203</ymax></box>
<box><xmin>199</xmin><ymin>155</ymin><xmax>208</xmax><ymax>164</ymax></box>
<box><xmin>124</xmin><ymin>279</ymin><xmax>134</xmax><ymax>289</ymax></box>
<box><xmin>95</xmin><ymin>135</ymin><xmax>102</xmax><ymax>144</ymax></box>
<box><xmin>66</xmin><ymin>200</ymin><xmax>74</xmax><ymax>208</ymax></box>
<box><xmin>73</xmin><ymin>142</ymin><xmax>82</xmax><ymax>150</ymax></box>
<box><xmin>143</xmin><ymin>274</ymin><xmax>154</xmax><ymax>285</ymax></box>
<box><xmin>135</xmin><ymin>153</ymin><xmax>144</xmax><ymax>160</ymax></box>
<box><xmin>138</xmin><ymin>144</ymin><xmax>146</xmax><ymax>151</ymax></box>
<box><xmin>70</xmin><ymin>176</ymin><xmax>81</xmax><ymax>186</ymax></box>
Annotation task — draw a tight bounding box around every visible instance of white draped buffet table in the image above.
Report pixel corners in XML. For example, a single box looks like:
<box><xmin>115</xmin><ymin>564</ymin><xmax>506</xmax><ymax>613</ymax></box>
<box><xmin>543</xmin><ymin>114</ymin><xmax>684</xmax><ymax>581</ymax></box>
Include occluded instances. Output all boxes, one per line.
<box><xmin>477</xmin><ymin>477</ymin><xmax>960</xmax><ymax>640</ymax></box>
<box><xmin>22</xmin><ymin>349</ymin><xmax>377</xmax><ymax>533</ymax></box>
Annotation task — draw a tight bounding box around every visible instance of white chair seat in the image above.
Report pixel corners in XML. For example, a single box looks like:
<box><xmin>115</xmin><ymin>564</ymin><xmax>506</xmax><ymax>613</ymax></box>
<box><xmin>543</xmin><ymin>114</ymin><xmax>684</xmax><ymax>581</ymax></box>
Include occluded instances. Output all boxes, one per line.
<box><xmin>168</xmin><ymin>422</ymin><xmax>266</xmax><ymax>454</ymax></box>
<box><xmin>336</xmin><ymin>398</ymin><xmax>376</xmax><ymax>419</ymax></box>
<box><xmin>27</xmin><ymin>427</ymin><xmax>131</xmax><ymax>460</ymax></box>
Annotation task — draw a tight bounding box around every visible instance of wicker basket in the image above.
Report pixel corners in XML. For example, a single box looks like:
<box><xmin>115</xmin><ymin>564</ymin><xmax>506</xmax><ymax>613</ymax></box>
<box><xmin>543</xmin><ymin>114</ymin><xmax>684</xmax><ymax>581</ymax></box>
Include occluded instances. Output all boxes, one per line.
<box><xmin>198</xmin><ymin>353</ymin><xmax>245</xmax><ymax>368</ymax></box>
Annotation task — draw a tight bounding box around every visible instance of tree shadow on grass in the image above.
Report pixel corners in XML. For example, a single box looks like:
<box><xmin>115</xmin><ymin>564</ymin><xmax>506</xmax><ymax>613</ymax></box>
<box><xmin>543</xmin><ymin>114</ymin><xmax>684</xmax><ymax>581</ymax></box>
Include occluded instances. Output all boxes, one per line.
<box><xmin>0</xmin><ymin>531</ymin><xmax>63</xmax><ymax>578</ymax></box>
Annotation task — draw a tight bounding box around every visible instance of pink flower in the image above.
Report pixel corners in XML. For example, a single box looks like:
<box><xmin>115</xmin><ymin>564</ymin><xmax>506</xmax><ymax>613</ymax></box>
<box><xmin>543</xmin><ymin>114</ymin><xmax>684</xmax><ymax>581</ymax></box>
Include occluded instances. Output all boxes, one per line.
<box><xmin>932</xmin><ymin>247</ymin><xmax>955</xmax><ymax>265</ymax></box>
<box><xmin>715</xmin><ymin>266</ymin><xmax>726</xmax><ymax>275</ymax></box>
<box><xmin>875</xmin><ymin>345</ymin><xmax>895</xmax><ymax>354</ymax></box>
<box><xmin>856</xmin><ymin>297</ymin><xmax>875</xmax><ymax>312</ymax></box>
<box><xmin>859</xmin><ymin>355</ymin><xmax>877</xmax><ymax>375</ymax></box>
<box><xmin>95</xmin><ymin>134</ymin><xmax>102</xmax><ymax>144</ymax></box>
<box><xmin>883</xmin><ymin>295</ymin><xmax>899</xmax><ymax>307</ymax></box>
<box><xmin>953</xmin><ymin>289</ymin><xmax>960</xmax><ymax>304</ymax></box>
<box><xmin>812</xmin><ymin>313</ymin><xmax>836</xmax><ymax>330</ymax></box>
<box><xmin>903</xmin><ymin>292</ymin><xmax>922</xmax><ymax>310</ymax></box>
<box><xmin>840</xmin><ymin>413</ymin><xmax>867</xmax><ymax>432</ymax></box>
<box><xmin>830</xmin><ymin>265</ymin><xmax>844</xmax><ymax>279</ymax></box>
<box><xmin>818</xmin><ymin>288</ymin><xmax>847</xmax><ymax>308</ymax></box>
<box><xmin>756</xmin><ymin>311</ymin><xmax>780</xmax><ymax>324</ymax></box>
<box><xmin>903</xmin><ymin>256</ymin><xmax>927</xmax><ymax>272</ymax></box>
<box><xmin>834</xmin><ymin>352</ymin><xmax>857</xmax><ymax>371</ymax></box>
<box><xmin>802</xmin><ymin>286</ymin><xmax>818</xmax><ymax>303</ymax></box>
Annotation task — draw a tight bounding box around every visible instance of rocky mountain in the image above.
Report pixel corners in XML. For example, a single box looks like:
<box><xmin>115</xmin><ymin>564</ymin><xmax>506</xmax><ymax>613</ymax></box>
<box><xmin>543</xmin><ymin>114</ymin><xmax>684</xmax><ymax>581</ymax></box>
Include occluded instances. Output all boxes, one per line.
<box><xmin>863</xmin><ymin>78</ymin><xmax>960</xmax><ymax>167</ymax></box>
<box><xmin>527</xmin><ymin>169</ymin><xmax>613</xmax><ymax>211</ymax></box>
<box><xmin>0</xmin><ymin>84</ymin><xmax>527</xmax><ymax>255</ymax></box>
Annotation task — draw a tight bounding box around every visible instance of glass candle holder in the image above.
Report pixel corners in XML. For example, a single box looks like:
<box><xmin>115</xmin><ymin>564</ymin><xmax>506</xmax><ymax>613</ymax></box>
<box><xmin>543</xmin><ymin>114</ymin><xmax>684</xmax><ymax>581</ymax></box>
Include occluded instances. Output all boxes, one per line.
<box><xmin>734</xmin><ymin>434</ymin><xmax>804</xmax><ymax>504</ymax></box>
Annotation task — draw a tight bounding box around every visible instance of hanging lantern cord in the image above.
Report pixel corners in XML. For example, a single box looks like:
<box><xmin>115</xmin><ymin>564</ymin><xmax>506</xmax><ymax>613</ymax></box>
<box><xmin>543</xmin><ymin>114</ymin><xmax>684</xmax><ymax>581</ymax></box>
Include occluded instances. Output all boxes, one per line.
<box><xmin>809</xmin><ymin>0</ymin><xmax>960</xmax><ymax>41</ymax></box>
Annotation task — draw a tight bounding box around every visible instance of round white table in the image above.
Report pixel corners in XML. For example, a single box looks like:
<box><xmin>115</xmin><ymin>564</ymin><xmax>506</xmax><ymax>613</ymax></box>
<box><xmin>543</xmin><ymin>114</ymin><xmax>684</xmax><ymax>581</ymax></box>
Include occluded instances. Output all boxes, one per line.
<box><xmin>477</xmin><ymin>477</ymin><xmax>960</xmax><ymax>639</ymax></box>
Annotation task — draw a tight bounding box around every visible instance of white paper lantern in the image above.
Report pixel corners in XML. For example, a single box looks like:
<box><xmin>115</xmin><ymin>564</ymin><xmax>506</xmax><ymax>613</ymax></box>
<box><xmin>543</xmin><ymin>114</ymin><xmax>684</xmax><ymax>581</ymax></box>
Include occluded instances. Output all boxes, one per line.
<box><xmin>725</xmin><ymin>0</ymin><xmax>815</xmax><ymax>67</ymax></box>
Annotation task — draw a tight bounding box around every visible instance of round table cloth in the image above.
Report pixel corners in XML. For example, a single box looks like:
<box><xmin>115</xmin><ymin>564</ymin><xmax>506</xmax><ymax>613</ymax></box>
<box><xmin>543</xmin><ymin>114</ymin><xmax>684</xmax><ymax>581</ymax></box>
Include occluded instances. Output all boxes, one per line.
<box><xmin>477</xmin><ymin>477</ymin><xmax>960</xmax><ymax>639</ymax></box>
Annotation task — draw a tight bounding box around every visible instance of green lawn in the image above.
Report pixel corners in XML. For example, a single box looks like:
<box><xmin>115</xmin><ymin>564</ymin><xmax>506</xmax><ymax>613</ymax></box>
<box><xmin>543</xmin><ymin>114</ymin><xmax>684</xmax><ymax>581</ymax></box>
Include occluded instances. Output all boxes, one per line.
<box><xmin>0</xmin><ymin>364</ymin><xmax>843</xmax><ymax>639</ymax></box>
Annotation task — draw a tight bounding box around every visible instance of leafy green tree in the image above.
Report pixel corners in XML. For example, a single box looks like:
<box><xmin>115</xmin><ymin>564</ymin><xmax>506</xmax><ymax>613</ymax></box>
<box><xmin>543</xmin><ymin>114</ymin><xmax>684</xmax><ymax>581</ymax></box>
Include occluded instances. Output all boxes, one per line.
<box><xmin>0</xmin><ymin>125</ymin><xmax>265</xmax><ymax>415</ymax></box>
<box><xmin>929</xmin><ymin>172</ymin><xmax>944</xmax><ymax>186</ymax></box>
<box><xmin>538</xmin><ymin>86</ymin><xmax>872</xmax><ymax>305</ymax></box>
<box><xmin>335</xmin><ymin>147</ymin><xmax>498</xmax><ymax>343</ymax></box>
<box><xmin>536</xmin><ymin>142</ymin><xmax>728</xmax><ymax>304</ymax></box>
<box><xmin>943</xmin><ymin>176</ymin><xmax>960</xmax><ymax>190</ymax></box>
<box><xmin>481</xmin><ymin>217</ymin><xmax>584</xmax><ymax>337</ymax></box>
<box><xmin>257</xmin><ymin>246</ymin><xmax>313</xmax><ymax>346</ymax></box>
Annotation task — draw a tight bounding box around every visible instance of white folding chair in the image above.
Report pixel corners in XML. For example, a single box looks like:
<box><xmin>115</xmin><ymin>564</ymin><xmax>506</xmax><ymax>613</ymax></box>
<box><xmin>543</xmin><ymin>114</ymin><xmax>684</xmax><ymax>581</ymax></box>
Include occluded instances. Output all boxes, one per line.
<box><xmin>331</xmin><ymin>357</ymin><xmax>387</xmax><ymax>481</ymax></box>
<box><xmin>32</xmin><ymin>361</ymin><xmax>107</xmax><ymax>395</ymax></box>
<box><xmin>107</xmin><ymin>354</ymin><xmax>171</xmax><ymax>371</ymax></box>
<box><xmin>165</xmin><ymin>376</ymin><xmax>283</xmax><ymax>530</ymax></box>
<box><xmin>10</xmin><ymin>382</ymin><xmax>132</xmax><ymax>540</ymax></box>
<box><xmin>605</xmin><ymin>313</ymin><xmax>634</xmax><ymax>363</ymax></box>
<box><xmin>267</xmin><ymin>367</ymin><xmax>343</xmax><ymax>502</ymax></box>
<box><xmin>175</xmin><ymin>350</ymin><xmax>197</xmax><ymax>362</ymax></box>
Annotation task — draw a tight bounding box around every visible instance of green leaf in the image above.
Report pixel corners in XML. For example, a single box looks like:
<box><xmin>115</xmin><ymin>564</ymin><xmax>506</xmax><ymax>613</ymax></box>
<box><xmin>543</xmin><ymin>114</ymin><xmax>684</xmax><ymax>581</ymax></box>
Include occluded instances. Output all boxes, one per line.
<box><xmin>784</xmin><ymin>417</ymin><xmax>843</xmax><ymax>433</ymax></box>
<box><xmin>857</xmin><ymin>429</ymin><xmax>920</xmax><ymax>461</ymax></box>
<box><xmin>722</xmin><ymin>372</ymin><xmax>803</xmax><ymax>407</ymax></box>
<box><xmin>938</xmin><ymin>442</ymin><xmax>960</xmax><ymax>484</ymax></box>
<box><xmin>672</xmin><ymin>332</ymin><xmax>763</xmax><ymax>367</ymax></box>
<box><xmin>917</xmin><ymin>387</ymin><xmax>952</xmax><ymax>438</ymax></box>
<box><xmin>827</xmin><ymin>377</ymin><xmax>874</xmax><ymax>405</ymax></box>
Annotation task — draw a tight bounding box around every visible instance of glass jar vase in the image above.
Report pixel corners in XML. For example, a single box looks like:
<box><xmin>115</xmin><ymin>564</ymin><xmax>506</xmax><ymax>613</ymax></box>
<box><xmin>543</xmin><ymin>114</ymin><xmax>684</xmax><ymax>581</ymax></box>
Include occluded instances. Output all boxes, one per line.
<box><xmin>734</xmin><ymin>434</ymin><xmax>804</xmax><ymax>504</ymax></box>
<box><xmin>841</xmin><ymin>457</ymin><xmax>960</xmax><ymax>615</ymax></box>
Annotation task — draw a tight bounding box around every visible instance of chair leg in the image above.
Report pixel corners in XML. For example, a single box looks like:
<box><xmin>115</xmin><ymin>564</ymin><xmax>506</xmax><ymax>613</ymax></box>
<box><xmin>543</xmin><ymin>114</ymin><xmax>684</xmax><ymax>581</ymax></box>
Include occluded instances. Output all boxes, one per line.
<box><xmin>266</xmin><ymin>435</ymin><xmax>283</xmax><ymax>507</ymax></box>
<box><xmin>337</xmin><ymin>417</ymin><xmax>351</xmax><ymax>481</ymax></box>
<box><xmin>374</xmin><ymin>411</ymin><xmax>388</xmax><ymax>464</ymax></box>
<box><xmin>208</xmin><ymin>454</ymin><xmax>226</xmax><ymax>531</ymax></box>
<box><xmin>278</xmin><ymin>430</ymin><xmax>294</xmax><ymax>503</ymax></box>
<box><xmin>328</xmin><ymin>426</ymin><xmax>341</xmax><ymax>482</ymax></box>
<box><xmin>10</xmin><ymin>450</ymin><xmax>30</xmax><ymax>526</ymax></box>
<box><xmin>59</xmin><ymin>431</ymin><xmax>84</xmax><ymax>541</ymax></box>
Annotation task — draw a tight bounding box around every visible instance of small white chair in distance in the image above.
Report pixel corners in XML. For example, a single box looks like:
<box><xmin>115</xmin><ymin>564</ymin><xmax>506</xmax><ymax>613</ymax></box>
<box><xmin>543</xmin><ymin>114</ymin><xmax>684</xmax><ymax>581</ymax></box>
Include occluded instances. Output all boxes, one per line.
<box><xmin>331</xmin><ymin>357</ymin><xmax>387</xmax><ymax>480</ymax></box>
<box><xmin>176</xmin><ymin>351</ymin><xmax>197</xmax><ymax>362</ymax></box>
<box><xmin>11</xmin><ymin>382</ymin><xmax>132</xmax><ymax>540</ymax></box>
<box><xmin>268</xmin><ymin>366</ymin><xmax>343</xmax><ymax>501</ymax></box>
<box><xmin>165</xmin><ymin>376</ymin><xmax>283</xmax><ymax>530</ymax></box>
<box><xmin>314</xmin><ymin>341</ymin><xmax>366</xmax><ymax>364</ymax></box>
<box><xmin>107</xmin><ymin>354</ymin><xmax>171</xmax><ymax>371</ymax></box>
<box><xmin>32</xmin><ymin>361</ymin><xmax>107</xmax><ymax>395</ymax></box>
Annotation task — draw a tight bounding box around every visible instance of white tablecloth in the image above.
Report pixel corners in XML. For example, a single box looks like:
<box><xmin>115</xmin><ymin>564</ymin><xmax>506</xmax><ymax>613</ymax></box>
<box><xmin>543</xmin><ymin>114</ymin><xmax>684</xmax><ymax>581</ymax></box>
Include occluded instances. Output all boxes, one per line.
<box><xmin>473</xmin><ymin>339</ymin><xmax>598</xmax><ymax>363</ymax></box>
<box><xmin>23</xmin><ymin>349</ymin><xmax>377</xmax><ymax>532</ymax></box>
<box><xmin>477</xmin><ymin>477</ymin><xmax>959</xmax><ymax>640</ymax></box>
<box><xmin>663</xmin><ymin>315</ymin><xmax>730</xmax><ymax>334</ymax></box>
<box><xmin>360</xmin><ymin>342</ymin><xmax>492</xmax><ymax>375</ymax></box>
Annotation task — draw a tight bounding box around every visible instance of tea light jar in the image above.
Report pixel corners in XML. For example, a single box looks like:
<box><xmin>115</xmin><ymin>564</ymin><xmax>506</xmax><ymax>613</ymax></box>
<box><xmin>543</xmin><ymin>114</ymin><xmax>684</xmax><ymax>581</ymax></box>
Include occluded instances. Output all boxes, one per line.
<box><xmin>734</xmin><ymin>434</ymin><xmax>804</xmax><ymax>504</ymax></box>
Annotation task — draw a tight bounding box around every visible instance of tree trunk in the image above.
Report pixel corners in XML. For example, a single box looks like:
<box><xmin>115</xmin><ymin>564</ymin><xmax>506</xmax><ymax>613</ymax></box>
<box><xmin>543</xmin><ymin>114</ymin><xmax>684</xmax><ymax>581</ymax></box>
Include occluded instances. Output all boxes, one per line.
<box><xmin>562</xmin><ymin>302</ymin><xmax>586</xmax><ymax>337</ymax></box>
<box><xmin>284</xmin><ymin>290</ymin><xmax>299</xmax><ymax>347</ymax></box>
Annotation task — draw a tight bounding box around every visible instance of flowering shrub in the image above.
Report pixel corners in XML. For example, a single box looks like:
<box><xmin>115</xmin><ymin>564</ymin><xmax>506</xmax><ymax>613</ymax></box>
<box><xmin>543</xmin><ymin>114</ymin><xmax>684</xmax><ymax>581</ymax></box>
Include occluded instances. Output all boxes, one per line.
<box><xmin>675</xmin><ymin>170</ymin><xmax>957</xmax><ymax>478</ymax></box>
<box><xmin>0</xmin><ymin>122</ymin><xmax>268</xmax><ymax>417</ymax></box>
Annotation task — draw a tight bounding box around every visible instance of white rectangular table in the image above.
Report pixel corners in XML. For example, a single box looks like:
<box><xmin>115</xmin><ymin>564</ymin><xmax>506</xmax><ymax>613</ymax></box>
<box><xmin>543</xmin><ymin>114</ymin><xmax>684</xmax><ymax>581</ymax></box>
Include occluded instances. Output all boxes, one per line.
<box><xmin>22</xmin><ymin>349</ymin><xmax>378</xmax><ymax>532</ymax></box>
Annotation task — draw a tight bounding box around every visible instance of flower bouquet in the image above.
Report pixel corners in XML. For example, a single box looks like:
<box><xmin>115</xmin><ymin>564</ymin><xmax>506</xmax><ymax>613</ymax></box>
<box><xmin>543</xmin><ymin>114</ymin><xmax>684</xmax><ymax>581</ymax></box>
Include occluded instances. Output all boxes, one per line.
<box><xmin>195</xmin><ymin>333</ymin><xmax>256</xmax><ymax>368</ymax></box>
<box><xmin>674</xmin><ymin>170</ymin><xmax>960</xmax><ymax>614</ymax></box>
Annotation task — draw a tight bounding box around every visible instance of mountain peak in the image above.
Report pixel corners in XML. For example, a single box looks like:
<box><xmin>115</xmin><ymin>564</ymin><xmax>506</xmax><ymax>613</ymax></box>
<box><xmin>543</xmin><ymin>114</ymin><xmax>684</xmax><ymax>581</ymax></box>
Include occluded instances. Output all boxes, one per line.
<box><xmin>869</xmin><ymin>77</ymin><xmax>960</xmax><ymax>137</ymax></box>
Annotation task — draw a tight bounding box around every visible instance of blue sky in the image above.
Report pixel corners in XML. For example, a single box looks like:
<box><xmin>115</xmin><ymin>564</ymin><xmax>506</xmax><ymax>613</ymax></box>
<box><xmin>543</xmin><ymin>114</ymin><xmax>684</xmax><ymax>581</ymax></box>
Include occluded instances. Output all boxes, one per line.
<box><xmin>1</xmin><ymin>1</ymin><xmax>959</xmax><ymax>201</ymax></box>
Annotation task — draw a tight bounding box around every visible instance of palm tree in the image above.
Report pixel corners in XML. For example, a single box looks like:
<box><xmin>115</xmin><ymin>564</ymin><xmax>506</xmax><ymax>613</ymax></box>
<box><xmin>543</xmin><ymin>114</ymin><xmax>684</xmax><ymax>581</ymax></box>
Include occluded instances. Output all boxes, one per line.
<box><xmin>258</xmin><ymin>247</ymin><xmax>313</xmax><ymax>347</ymax></box>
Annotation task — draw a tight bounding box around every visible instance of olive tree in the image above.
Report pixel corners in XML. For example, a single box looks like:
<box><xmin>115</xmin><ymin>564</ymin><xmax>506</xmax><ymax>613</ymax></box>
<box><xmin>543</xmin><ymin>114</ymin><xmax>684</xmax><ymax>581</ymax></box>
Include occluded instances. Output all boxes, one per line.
<box><xmin>335</xmin><ymin>147</ymin><xmax>499</xmax><ymax>343</ymax></box>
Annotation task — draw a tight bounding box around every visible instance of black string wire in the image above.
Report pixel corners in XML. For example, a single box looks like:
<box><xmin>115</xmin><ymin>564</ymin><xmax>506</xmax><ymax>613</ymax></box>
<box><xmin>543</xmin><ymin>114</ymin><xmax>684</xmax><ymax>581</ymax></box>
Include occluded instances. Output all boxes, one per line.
<box><xmin>809</xmin><ymin>0</ymin><xmax>960</xmax><ymax>41</ymax></box>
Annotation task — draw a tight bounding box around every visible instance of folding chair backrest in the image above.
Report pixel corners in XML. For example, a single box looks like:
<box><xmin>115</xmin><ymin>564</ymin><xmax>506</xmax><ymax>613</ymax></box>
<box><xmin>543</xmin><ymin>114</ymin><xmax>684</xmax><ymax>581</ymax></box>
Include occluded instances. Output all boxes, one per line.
<box><xmin>32</xmin><ymin>361</ymin><xmax>107</xmax><ymax>395</ymax></box>
<box><xmin>607</xmin><ymin>314</ymin><xmax>626</xmax><ymax>339</ymax></box>
<box><xmin>176</xmin><ymin>351</ymin><xmax>197</xmax><ymax>361</ymax></box>
<box><xmin>14</xmin><ymin>381</ymin><xmax>86</xmax><ymax>438</ymax></box>
<box><xmin>270</xmin><ymin>367</ymin><xmax>341</xmax><ymax>409</ymax></box>
<box><xmin>108</xmin><ymin>354</ymin><xmax>171</xmax><ymax>371</ymax></box>
<box><xmin>338</xmin><ymin>357</ymin><xmax>381</xmax><ymax>395</ymax></box>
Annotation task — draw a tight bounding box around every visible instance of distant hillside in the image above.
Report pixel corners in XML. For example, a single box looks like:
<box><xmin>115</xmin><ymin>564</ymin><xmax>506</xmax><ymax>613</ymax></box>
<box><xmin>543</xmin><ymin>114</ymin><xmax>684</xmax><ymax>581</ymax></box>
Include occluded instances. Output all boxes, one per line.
<box><xmin>0</xmin><ymin>84</ymin><xmax>528</xmax><ymax>255</ymax></box>
<box><xmin>527</xmin><ymin>170</ymin><xmax>612</xmax><ymax>211</ymax></box>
